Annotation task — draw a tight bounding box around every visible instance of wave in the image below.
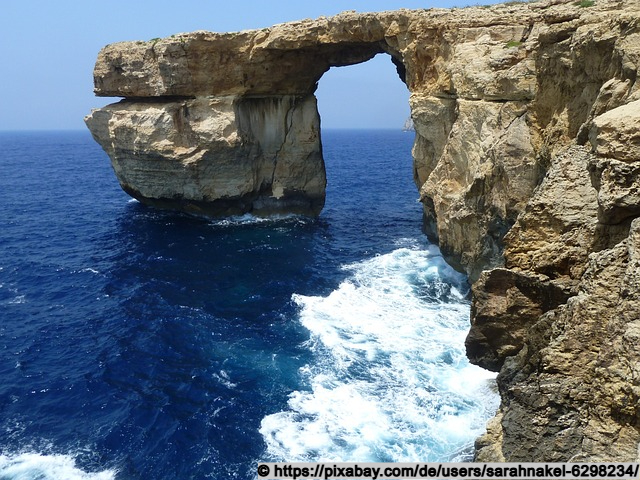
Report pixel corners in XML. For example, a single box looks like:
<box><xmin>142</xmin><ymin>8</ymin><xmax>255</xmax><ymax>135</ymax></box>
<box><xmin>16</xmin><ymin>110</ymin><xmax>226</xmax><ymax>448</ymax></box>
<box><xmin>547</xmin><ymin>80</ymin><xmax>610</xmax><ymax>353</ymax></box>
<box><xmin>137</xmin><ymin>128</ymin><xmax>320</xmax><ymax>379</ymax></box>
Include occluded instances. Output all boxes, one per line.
<box><xmin>208</xmin><ymin>213</ymin><xmax>313</xmax><ymax>228</ymax></box>
<box><xmin>260</xmin><ymin>246</ymin><xmax>498</xmax><ymax>462</ymax></box>
<box><xmin>0</xmin><ymin>453</ymin><xmax>116</xmax><ymax>480</ymax></box>
<box><xmin>0</xmin><ymin>281</ymin><xmax>26</xmax><ymax>306</ymax></box>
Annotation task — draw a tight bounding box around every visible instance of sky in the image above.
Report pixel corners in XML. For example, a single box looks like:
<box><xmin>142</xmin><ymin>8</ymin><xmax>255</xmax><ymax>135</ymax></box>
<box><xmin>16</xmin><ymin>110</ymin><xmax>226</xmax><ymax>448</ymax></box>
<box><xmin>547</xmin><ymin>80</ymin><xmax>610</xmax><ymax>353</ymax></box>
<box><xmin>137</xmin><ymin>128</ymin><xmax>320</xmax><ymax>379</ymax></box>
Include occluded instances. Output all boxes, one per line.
<box><xmin>0</xmin><ymin>0</ymin><xmax>496</xmax><ymax>131</ymax></box>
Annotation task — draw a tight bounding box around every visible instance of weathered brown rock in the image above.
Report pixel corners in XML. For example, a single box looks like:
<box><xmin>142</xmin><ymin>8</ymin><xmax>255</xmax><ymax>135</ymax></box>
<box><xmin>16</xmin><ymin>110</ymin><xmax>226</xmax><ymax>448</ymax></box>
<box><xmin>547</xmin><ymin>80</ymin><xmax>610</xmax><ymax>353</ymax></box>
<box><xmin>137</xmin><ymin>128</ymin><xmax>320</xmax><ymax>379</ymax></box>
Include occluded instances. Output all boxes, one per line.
<box><xmin>468</xmin><ymin>0</ymin><xmax>640</xmax><ymax>461</ymax></box>
<box><xmin>588</xmin><ymin>100</ymin><xmax>640</xmax><ymax>223</ymax></box>
<box><xmin>419</xmin><ymin>98</ymin><xmax>539</xmax><ymax>280</ymax></box>
<box><xmin>476</xmin><ymin>219</ymin><xmax>640</xmax><ymax>462</ymax></box>
<box><xmin>85</xmin><ymin>95</ymin><xmax>326</xmax><ymax>216</ymax></box>
<box><xmin>466</xmin><ymin>267</ymin><xmax>572</xmax><ymax>372</ymax></box>
<box><xmin>86</xmin><ymin>0</ymin><xmax>640</xmax><ymax>463</ymax></box>
<box><xmin>85</xmin><ymin>2</ymin><xmax>576</xmax><ymax>233</ymax></box>
<box><xmin>465</xmin><ymin>145</ymin><xmax>604</xmax><ymax>371</ymax></box>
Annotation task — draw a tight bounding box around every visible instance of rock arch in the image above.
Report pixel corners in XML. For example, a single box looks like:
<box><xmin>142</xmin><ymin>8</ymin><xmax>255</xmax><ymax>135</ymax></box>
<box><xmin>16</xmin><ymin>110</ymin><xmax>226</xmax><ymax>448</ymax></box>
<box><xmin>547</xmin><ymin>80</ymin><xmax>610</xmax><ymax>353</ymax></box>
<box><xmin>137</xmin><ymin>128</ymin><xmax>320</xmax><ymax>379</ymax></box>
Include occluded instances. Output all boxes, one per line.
<box><xmin>86</xmin><ymin>1</ymin><xmax>640</xmax><ymax>464</ymax></box>
<box><xmin>85</xmin><ymin>8</ymin><xmax>545</xmax><ymax>279</ymax></box>
<box><xmin>85</xmin><ymin>20</ymin><xmax>409</xmax><ymax>218</ymax></box>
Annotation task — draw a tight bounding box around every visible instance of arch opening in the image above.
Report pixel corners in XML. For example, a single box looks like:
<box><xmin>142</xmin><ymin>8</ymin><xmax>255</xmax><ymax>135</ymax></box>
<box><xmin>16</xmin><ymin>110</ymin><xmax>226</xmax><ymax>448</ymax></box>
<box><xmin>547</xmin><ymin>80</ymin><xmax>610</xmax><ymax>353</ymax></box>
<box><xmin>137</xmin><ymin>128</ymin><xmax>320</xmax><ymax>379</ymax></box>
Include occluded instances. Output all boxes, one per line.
<box><xmin>85</xmin><ymin>33</ymin><xmax>420</xmax><ymax>221</ymax></box>
<box><xmin>315</xmin><ymin>52</ymin><xmax>411</xmax><ymax>130</ymax></box>
<box><xmin>310</xmin><ymin>52</ymin><xmax>418</xmax><ymax>247</ymax></box>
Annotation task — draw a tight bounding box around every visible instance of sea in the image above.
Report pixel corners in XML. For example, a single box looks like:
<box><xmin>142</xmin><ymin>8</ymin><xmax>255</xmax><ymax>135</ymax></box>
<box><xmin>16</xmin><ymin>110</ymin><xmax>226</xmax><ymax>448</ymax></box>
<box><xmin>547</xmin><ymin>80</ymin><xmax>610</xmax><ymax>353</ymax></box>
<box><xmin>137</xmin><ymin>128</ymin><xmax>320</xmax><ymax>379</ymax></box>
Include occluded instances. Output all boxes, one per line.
<box><xmin>0</xmin><ymin>129</ymin><xmax>498</xmax><ymax>479</ymax></box>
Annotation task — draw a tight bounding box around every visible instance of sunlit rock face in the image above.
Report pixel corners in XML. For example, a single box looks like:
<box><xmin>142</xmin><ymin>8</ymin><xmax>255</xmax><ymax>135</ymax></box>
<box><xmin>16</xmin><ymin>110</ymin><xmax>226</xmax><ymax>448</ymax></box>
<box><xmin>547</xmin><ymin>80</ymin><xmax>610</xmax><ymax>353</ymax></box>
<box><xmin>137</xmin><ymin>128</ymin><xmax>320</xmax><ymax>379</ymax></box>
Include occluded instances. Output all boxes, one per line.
<box><xmin>87</xmin><ymin>0</ymin><xmax>640</xmax><ymax>463</ymax></box>
<box><xmin>86</xmin><ymin>95</ymin><xmax>325</xmax><ymax>216</ymax></box>
<box><xmin>85</xmin><ymin>22</ymin><xmax>387</xmax><ymax>217</ymax></box>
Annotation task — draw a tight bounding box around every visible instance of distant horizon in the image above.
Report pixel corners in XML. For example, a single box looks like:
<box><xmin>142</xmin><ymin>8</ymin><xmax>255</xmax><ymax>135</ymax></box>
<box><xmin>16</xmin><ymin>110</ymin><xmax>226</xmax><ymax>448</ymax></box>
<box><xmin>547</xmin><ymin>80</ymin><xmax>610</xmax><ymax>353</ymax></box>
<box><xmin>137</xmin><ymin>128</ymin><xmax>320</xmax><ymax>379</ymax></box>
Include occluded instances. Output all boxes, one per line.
<box><xmin>0</xmin><ymin>0</ymin><xmax>498</xmax><ymax>131</ymax></box>
<box><xmin>0</xmin><ymin>126</ymin><xmax>417</xmax><ymax>133</ymax></box>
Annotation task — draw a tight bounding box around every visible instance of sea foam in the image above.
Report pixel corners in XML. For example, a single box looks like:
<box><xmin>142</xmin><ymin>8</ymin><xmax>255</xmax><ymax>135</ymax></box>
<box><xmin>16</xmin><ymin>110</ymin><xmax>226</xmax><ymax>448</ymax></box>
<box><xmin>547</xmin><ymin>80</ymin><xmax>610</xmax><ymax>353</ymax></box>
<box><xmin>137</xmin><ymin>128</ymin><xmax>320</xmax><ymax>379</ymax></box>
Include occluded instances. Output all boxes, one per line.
<box><xmin>260</xmin><ymin>245</ymin><xmax>498</xmax><ymax>462</ymax></box>
<box><xmin>0</xmin><ymin>453</ymin><xmax>116</xmax><ymax>480</ymax></box>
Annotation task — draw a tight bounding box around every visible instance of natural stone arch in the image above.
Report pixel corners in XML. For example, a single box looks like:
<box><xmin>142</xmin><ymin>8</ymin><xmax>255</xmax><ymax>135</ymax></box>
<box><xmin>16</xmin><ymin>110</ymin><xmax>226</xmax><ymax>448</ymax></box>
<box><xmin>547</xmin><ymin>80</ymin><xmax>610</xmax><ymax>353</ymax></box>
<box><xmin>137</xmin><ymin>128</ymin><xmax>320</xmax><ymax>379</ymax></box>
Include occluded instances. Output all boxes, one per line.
<box><xmin>84</xmin><ymin>8</ymin><xmax>541</xmax><ymax>278</ymax></box>
<box><xmin>86</xmin><ymin>1</ymin><xmax>640</xmax><ymax>465</ymax></box>
<box><xmin>85</xmin><ymin>3</ymin><xmax>638</xmax><ymax>284</ymax></box>
<box><xmin>86</xmin><ymin>25</ymin><xmax>409</xmax><ymax>218</ymax></box>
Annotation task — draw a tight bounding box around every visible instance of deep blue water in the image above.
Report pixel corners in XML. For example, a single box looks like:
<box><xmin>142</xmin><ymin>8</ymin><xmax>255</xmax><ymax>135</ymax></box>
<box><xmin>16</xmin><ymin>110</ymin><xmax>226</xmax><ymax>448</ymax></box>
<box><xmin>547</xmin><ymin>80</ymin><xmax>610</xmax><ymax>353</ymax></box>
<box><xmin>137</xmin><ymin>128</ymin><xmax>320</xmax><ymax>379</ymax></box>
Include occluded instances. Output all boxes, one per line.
<box><xmin>0</xmin><ymin>130</ymin><xmax>497</xmax><ymax>479</ymax></box>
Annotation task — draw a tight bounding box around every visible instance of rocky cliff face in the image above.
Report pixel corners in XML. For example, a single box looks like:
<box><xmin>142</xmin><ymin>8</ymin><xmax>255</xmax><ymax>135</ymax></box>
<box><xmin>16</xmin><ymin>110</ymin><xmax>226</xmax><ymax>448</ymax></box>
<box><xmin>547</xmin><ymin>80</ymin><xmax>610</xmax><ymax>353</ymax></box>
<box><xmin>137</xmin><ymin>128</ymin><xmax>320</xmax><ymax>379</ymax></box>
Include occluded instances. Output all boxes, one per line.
<box><xmin>87</xmin><ymin>95</ymin><xmax>325</xmax><ymax>216</ymax></box>
<box><xmin>86</xmin><ymin>0</ymin><xmax>640</xmax><ymax>462</ymax></box>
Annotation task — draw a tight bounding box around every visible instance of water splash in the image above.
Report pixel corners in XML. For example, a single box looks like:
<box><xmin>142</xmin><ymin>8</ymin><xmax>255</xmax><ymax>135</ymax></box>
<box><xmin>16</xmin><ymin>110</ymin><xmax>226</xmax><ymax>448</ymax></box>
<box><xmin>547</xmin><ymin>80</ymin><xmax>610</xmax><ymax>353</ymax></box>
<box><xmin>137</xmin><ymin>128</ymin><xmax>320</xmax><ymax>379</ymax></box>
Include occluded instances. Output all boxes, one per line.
<box><xmin>0</xmin><ymin>453</ymin><xmax>116</xmax><ymax>480</ymax></box>
<box><xmin>260</xmin><ymin>246</ymin><xmax>498</xmax><ymax>462</ymax></box>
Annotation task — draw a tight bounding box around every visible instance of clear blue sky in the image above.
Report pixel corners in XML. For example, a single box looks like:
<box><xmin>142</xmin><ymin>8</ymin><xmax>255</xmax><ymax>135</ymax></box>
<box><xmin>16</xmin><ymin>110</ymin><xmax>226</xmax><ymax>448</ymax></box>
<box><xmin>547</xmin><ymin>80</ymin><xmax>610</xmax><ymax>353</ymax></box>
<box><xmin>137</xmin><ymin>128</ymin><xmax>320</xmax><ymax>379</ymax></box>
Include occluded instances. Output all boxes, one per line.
<box><xmin>0</xmin><ymin>0</ymin><xmax>495</xmax><ymax>131</ymax></box>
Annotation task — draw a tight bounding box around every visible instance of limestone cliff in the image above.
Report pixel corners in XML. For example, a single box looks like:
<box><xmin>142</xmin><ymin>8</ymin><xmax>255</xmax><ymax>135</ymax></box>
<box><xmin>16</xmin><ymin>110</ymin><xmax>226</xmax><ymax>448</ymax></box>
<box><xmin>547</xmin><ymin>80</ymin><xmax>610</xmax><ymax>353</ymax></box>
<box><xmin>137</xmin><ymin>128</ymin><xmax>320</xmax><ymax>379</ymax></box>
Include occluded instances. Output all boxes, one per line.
<box><xmin>86</xmin><ymin>0</ymin><xmax>640</xmax><ymax>463</ymax></box>
<box><xmin>87</xmin><ymin>95</ymin><xmax>325</xmax><ymax>216</ymax></box>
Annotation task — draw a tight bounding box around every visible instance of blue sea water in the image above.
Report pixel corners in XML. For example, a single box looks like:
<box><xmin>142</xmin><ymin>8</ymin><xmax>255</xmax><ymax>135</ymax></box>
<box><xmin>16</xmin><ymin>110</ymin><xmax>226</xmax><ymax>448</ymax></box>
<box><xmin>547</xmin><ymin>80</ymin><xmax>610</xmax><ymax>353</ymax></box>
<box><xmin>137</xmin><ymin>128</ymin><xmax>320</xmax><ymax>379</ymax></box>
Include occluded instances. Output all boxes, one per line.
<box><xmin>0</xmin><ymin>130</ymin><xmax>497</xmax><ymax>479</ymax></box>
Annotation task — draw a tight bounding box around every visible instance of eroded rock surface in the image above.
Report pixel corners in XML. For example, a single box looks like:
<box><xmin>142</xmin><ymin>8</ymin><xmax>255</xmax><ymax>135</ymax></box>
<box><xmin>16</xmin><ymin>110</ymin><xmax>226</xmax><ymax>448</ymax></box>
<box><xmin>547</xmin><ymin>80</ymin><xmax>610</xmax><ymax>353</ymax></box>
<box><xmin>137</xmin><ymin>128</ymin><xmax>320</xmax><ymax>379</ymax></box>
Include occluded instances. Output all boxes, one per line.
<box><xmin>86</xmin><ymin>95</ymin><xmax>325</xmax><ymax>216</ymax></box>
<box><xmin>86</xmin><ymin>0</ymin><xmax>640</xmax><ymax>463</ymax></box>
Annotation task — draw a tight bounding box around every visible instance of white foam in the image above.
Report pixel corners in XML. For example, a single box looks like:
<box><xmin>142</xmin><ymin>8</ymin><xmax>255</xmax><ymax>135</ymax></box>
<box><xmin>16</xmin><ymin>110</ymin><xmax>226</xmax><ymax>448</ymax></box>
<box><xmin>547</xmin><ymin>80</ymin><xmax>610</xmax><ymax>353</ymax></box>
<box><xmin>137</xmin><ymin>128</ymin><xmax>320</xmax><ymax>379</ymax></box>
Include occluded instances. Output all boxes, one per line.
<box><xmin>260</xmin><ymin>246</ymin><xmax>498</xmax><ymax>462</ymax></box>
<box><xmin>0</xmin><ymin>453</ymin><xmax>116</xmax><ymax>480</ymax></box>
<box><xmin>7</xmin><ymin>295</ymin><xmax>26</xmax><ymax>305</ymax></box>
<box><xmin>208</xmin><ymin>213</ymin><xmax>310</xmax><ymax>228</ymax></box>
<box><xmin>1</xmin><ymin>282</ymin><xmax>26</xmax><ymax>306</ymax></box>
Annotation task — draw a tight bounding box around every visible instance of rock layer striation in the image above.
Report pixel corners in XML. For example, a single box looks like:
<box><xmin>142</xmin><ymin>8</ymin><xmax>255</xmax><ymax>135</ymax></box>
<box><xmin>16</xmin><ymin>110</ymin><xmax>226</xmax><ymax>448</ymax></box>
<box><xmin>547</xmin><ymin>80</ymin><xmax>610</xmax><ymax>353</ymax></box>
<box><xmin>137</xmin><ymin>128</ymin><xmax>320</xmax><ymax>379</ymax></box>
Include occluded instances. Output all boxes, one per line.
<box><xmin>86</xmin><ymin>0</ymin><xmax>640</xmax><ymax>462</ymax></box>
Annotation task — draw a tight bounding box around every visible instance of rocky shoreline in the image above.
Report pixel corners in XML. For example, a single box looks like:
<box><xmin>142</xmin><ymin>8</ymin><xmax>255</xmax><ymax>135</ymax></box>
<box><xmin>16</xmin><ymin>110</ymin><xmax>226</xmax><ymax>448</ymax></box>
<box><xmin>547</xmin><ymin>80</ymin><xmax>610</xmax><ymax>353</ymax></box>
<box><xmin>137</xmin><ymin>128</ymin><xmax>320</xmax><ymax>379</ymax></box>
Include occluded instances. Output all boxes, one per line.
<box><xmin>86</xmin><ymin>0</ymin><xmax>640</xmax><ymax>461</ymax></box>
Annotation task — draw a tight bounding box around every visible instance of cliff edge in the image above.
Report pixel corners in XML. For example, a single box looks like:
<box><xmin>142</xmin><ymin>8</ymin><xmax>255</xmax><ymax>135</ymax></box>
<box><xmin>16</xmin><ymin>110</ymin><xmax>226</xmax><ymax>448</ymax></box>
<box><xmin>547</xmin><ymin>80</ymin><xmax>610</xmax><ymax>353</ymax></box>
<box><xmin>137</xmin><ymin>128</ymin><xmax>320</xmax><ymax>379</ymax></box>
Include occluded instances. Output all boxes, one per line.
<box><xmin>86</xmin><ymin>0</ymin><xmax>640</xmax><ymax>462</ymax></box>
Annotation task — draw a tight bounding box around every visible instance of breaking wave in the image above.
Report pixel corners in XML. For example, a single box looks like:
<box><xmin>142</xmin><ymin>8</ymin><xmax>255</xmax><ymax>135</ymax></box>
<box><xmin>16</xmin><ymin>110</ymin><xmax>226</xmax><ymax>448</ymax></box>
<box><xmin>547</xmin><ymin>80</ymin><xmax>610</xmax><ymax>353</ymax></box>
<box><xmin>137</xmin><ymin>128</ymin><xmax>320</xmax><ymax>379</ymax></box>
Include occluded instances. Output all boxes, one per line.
<box><xmin>260</xmin><ymin>245</ymin><xmax>498</xmax><ymax>462</ymax></box>
<box><xmin>0</xmin><ymin>452</ymin><xmax>116</xmax><ymax>480</ymax></box>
